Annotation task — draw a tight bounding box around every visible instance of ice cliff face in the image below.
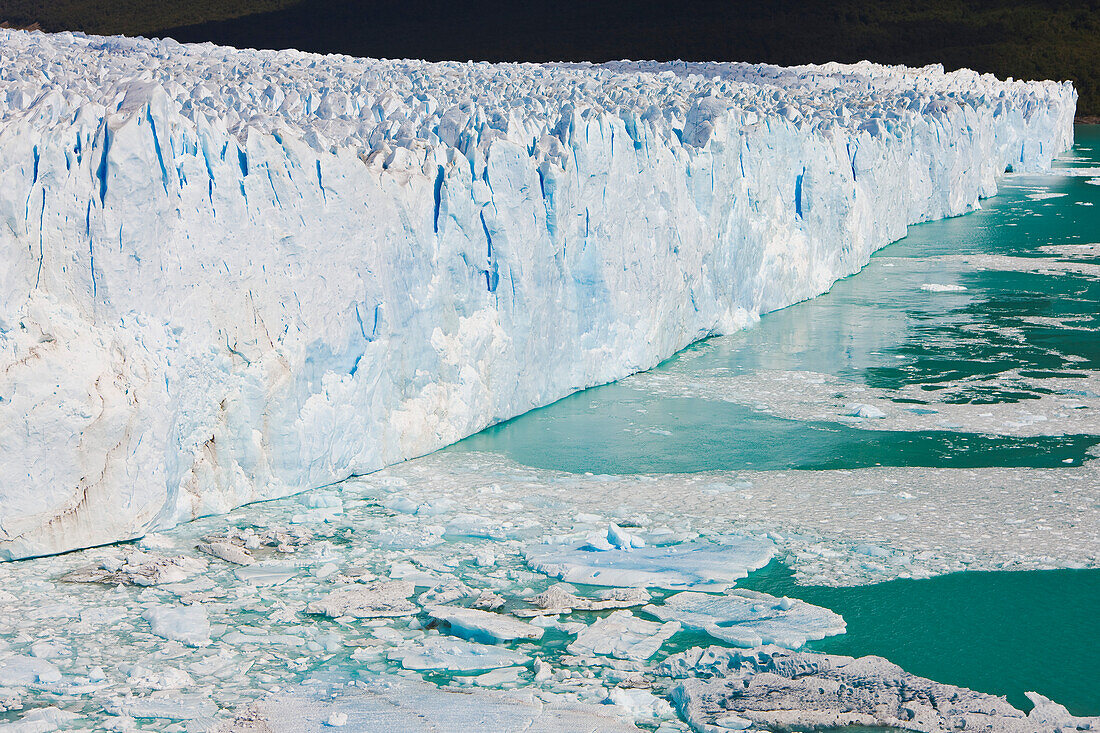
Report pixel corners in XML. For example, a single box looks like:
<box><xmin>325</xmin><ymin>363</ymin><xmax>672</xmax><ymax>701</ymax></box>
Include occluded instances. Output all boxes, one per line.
<box><xmin>0</xmin><ymin>29</ymin><xmax>1076</xmax><ymax>559</ymax></box>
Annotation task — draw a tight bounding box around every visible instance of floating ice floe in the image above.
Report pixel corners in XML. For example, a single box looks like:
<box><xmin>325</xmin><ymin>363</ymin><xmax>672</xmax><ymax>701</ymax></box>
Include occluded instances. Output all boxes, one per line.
<box><xmin>646</xmin><ymin>589</ymin><xmax>846</xmax><ymax>649</ymax></box>
<box><xmin>427</xmin><ymin>606</ymin><xmax>544</xmax><ymax>643</ymax></box>
<box><xmin>387</xmin><ymin>635</ymin><xmax>529</xmax><ymax>671</ymax></box>
<box><xmin>665</xmin><ymin>645</ymin><xmax>1100</xmax><ymax>732</ymax></box>
<box><xmin>0</xmin><ymin>706</ymin><xmax>80</xmax><ymax>732</ymax></box>
<box><xmin>524</xmin><ymin>535</ymin><xmax>774</xmax><ymax>590</ymax></box>
<box><xmin>920</xmin><ymin>282</ymin><xmax>969</xmax><ymax>292</ymax></box>
<box><xmin>142</xmin><ymin>604</ymin><xmax>212</xmax><ymax>647</ymax></box>
<box><xmin>0</xmin><ymin>655</ymin><xmax>62</xmax><ymax>686</ymax></box>
<box><xmin>567</xmin><ymin>610</ymin><xmax>680</xmax><ymax>661</ymax></box>
<box><xmin>307</xmin><ymin>580</ymin><xmax>418</xmax><ymax>618</ymax></box>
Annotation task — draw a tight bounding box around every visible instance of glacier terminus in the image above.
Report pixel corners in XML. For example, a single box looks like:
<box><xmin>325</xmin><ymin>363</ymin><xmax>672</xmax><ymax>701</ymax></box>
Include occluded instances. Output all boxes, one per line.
<box><xmin>0</xmin><ymin>29</ymin><xmax>1077</xmax><ymax>560</ymax></box>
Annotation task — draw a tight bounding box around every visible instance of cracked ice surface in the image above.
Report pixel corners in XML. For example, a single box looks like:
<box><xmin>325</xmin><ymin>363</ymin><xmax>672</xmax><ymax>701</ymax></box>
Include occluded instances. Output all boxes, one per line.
<box><xmin>0</xmin><ymin>28</ymin><xmax>1077</xmax><ymax>559</ymax></box>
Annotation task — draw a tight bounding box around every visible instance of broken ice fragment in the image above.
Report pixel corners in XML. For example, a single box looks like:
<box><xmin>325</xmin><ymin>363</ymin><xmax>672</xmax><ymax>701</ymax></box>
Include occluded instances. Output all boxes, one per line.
<box><xmin>61</xmin><ymin>551</ymin><xmax>205</xmax><ymax>586</ymax></box>
<box><xmin>567</xmin><ymin>611</ymin><xmax>679</xmax><ymax>661</ymax></box>
<box><xmin>388</xmin><ymin>635</ymin><xmax>529</xmax><ymax>672</ymax></box>
<box><xmin>645</xmin><ymin>589</ymin><xmax>845</xmax><ymax>649</ymax></box>
<box><xmin>524</xmin><ymin>535</ymin><xmax>773</xmax><ymax>590</ymax></box>
<box><xmin>0</xmin><ymin>655</ymin><xmax>62</xmax><ymax>686</ymax></box>
<box><xmin>427</xmin><ymin>606</ymin><xmax>543</xmax><ymax>644</ymax></box>
<box><xmin>515</xmin><ymin>583</ymin><xmax>650</xmax><ymax>617</ymax></box>
<box><xmin>307</xmin><ymin>581</ymin><xmax>418</xmax><ymax>619</ymax></box>
<box><xmin>142</xmin><ymin>604</ymin><xmax>212</xmax><ymax>647</ymax></box>
<box><xmin>233</xmin><ymin>563</ymin><xmax>297</xmax><ymax>586</ymax></box>
<box><xmin>196</xmin><ymin>540</ymin><xmax>254</xmax><ymax>566</ymax></box>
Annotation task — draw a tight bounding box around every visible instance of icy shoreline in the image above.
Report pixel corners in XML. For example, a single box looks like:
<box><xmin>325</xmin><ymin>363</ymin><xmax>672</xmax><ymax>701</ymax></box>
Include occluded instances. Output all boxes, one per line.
<box><xmin>0</xmin><ymin>29</ymin><xmax>1077</xmax><ymax>559</ymax></box>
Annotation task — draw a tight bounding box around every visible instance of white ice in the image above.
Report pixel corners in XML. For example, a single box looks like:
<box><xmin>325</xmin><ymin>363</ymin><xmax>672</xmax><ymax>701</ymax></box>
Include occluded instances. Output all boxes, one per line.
<box><xmin>566</xmin><ymin>610</ymin><xmax>680</xmax><ymax>661</ymax></box>
<box><xmin>426</xmin><ymin>606</ymin><xmax>544</xmax><ymax>644</ymax></box>
<box><xmin>644</xmin><ymin>589</ymin><xmax>846</xmax><ymax>648</ymax></box>
<box><xmin>524</xmin><ymin>535</ymin><xmax>775</xmax><ymax>590</ymax></box>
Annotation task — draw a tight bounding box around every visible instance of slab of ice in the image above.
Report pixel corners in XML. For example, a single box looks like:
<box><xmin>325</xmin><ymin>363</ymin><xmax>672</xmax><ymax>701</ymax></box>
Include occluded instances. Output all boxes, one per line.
<box><xmin>142</xmin><ymin>604</ymin><xmax>212</xmax><ymax>647</ymax></box>
<box><xmin>233</xmin><ymin>563</ymin><xmax>297</xmax><ymax>587</ymax></box>
<box><xmin>0</xmin><ymin>28</ymin><xmax>1076</xmax><ymax>560</ymax></box>
<box><xmin>567</xmin><ymin>610</ymin><xmax>680</xmax><ymax>661</ymax></box>
<box><xmin>387</xmin><ymin>635</ymin><xmax>529</xmax><ymax>671</ymax></box>
<box><xmin>306</xmin><ymin>581</ymin><xmax>418</xmax><ymax>618</ymax></box>
<box><xmin>0</xmin><ymin>706</ymin><xmax>80</xmax><ymax>732</ymax></box>
<box><xmin>0</xmin><ymin>655</ymin><xmax>62</xmax><ymax>686</ymax></box>
<box><xmin>645</xmin><ymin>589</ymin><xmax>846</xmax><ymax>648</ymax></box>
<box><xmin>524</xmin><ymin>536</ymin><xmax>774</xmax><ymax>590</ymax></box>
<box><xmin>426</xmin><ymin>606</ymin><xmax>544</xmax><ymax>644</ymax></box>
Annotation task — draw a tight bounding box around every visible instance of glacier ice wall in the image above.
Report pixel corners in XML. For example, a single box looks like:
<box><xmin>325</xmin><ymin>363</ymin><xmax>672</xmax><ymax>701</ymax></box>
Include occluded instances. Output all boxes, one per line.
<box><xmin>0</xmin><ymin>30</ymin><xmax>1076</xmax><ymax>559</ymax></box>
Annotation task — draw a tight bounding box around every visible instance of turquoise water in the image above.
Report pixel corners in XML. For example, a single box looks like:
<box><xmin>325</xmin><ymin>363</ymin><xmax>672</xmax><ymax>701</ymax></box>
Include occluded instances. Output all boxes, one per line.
<box><xmin>451</xmin><ymin>126</ymin><xmax>1100</xmax><ymax>715</ymax></box>
<box><xmin>738</xmin><ymin>562</ymin><xmax>1100</xmax><ymax>716</ymax></box>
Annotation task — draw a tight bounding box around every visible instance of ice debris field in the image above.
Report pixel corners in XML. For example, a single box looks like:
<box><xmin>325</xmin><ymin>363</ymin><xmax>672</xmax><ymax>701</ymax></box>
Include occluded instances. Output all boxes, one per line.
<box><xmin>0</xmin><ymin>27</ymin><xmax>1077</xmax><ymax>560</ymax></box>
<box><xmin>0</xmin><ymin>26</ymin><xmax>1095</xmax><ymax>733</ymax></box>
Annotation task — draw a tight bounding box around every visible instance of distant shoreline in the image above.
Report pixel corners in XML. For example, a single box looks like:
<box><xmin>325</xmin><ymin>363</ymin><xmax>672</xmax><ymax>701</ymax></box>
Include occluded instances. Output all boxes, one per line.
<box><xmin>1077</xmin><ymin>116</ymin><xmax>1100</xmax><ymax>125</ymax></box>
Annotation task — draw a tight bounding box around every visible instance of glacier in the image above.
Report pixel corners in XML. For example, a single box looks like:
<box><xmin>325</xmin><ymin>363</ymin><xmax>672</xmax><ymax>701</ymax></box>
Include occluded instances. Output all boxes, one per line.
<box><xmin>0</xmin><ymin>29</ymin><xmax>1076</xmax><ymax>560</ymax></box>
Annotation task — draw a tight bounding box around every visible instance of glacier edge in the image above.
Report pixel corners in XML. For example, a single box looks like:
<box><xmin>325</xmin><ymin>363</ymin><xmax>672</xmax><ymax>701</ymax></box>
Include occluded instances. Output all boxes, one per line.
<box><xmin>0</xmin><ymin>29</ymin><xmax>1076</xmax><ymax>559</ymax></box>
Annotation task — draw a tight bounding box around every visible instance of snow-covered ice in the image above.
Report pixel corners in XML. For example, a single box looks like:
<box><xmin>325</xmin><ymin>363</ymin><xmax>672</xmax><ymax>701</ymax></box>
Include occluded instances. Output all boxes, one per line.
<box><xmin>0</xmin><ymin>28</ymin><xmax>1076</xmax><ymax>559</ymax></box>
<box><xmin>644</xmin><ymin>589</ymin><xmax>846</xmax><ymax>648</ymax></box>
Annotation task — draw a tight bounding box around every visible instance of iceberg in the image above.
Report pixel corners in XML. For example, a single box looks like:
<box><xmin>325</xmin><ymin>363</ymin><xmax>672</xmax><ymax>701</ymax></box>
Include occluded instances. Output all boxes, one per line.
<box><xmin>0</xmin><ymin>29</ymin><xmax>1076</xmax><ymax>559</ymax></box>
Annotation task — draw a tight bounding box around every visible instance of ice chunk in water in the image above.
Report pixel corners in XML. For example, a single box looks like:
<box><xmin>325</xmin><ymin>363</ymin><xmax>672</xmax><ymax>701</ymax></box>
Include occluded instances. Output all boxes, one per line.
<box><xmin>0</xmin><ymin>655</ymin><xmax>62</xmax><ymax>686</ymax></box>
<box><xmin>388</xmin><ymin>635</ymin><xmax>529</xmax><ymax>671</ymax></box>
<box><xmin>567</xmin><ymin>610</ymin><xmax>680</xmax><ymax>661</ymax></box>
<box><xmin>307</xmin><ymin>581</ymin><xmax>418</xmax><ymax>618</ymax></box>
<box><xmin>524</xmin><ymin>535</ymin><xmax>774</xmax><ymax>590</ymax></box>
<box><xmin>427</xmin><ymin>606</ymin><xmax>544</xmax><ymax>644</ymax></box>
<box><xmin>142</xmin><ymin>604</ymin><xmax>211</xmax><ymax>647</ymax></box>
<box><xmin>645</xmin><ymin>589</ymin><xmax>845</xmax><ymax>649</ymax></box>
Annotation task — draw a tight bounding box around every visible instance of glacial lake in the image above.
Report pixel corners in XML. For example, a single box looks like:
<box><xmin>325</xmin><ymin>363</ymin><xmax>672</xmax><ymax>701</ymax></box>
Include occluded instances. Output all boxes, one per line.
<box><xmin>451</xmin><ymin>125</ymin><xmax>1100</xmax><ymax>715</ymax></box>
